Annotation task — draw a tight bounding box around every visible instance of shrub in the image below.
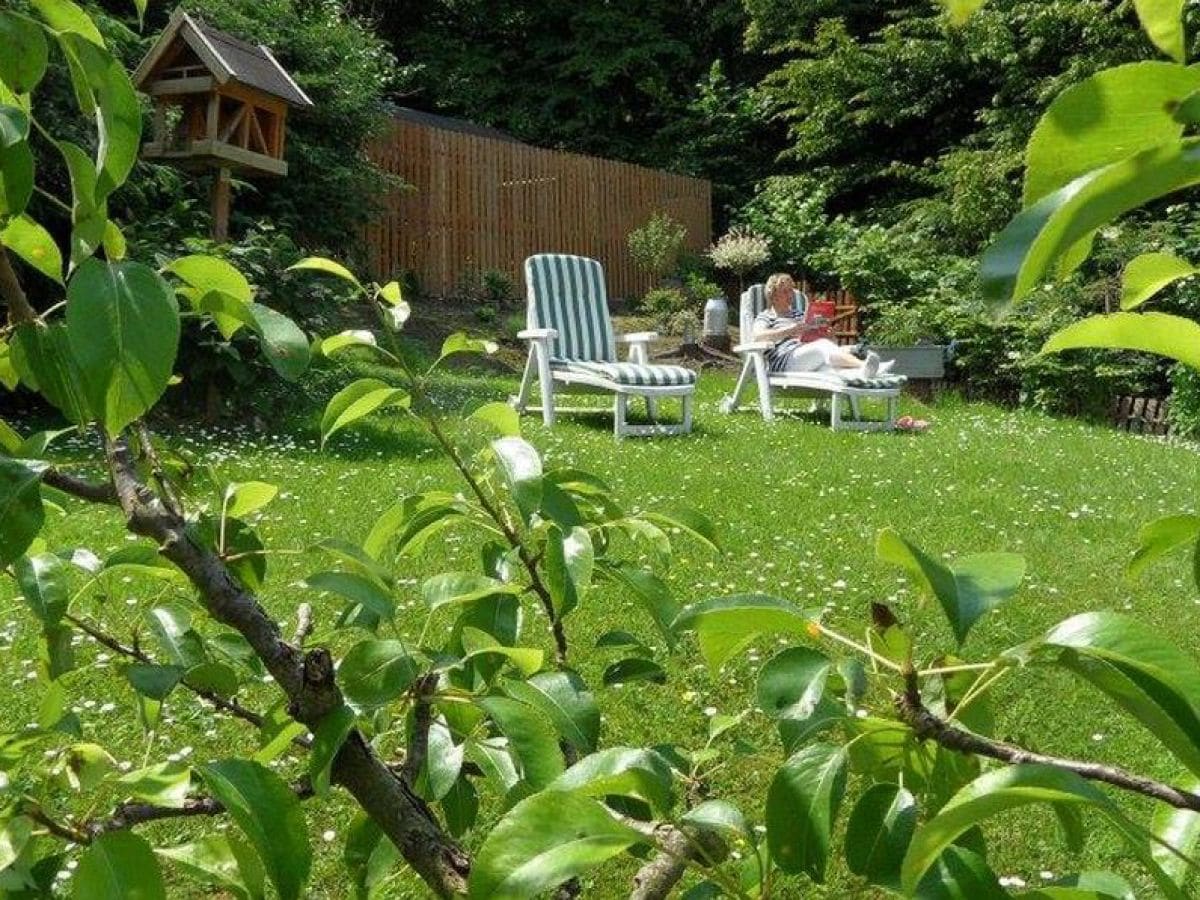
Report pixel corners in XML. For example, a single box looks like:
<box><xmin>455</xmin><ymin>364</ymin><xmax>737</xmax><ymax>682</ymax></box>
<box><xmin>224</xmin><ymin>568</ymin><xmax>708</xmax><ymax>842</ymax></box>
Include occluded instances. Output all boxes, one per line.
<box><xmin>707</xmin><ymin>226</ymin><xmax>770</xmax><ymax>293</ymax></box>
<box><xmin>627</xmin><ymin>213</ymin><xmax>689</xmax><ymax>282</ymax></box>
<box><xmin>640</xmin><ymin>287</ymin><xmax>692</xmax><ymax>334</ymax></box>
<box><xmin>452</xmin><ymin>267</ymin><xmax>519</xmax><ymax>321</ymax></box>
<box><xmin>739</xmin><ymin>175</ymin><xmax>836</xmax><ymax>272</ymax></box>
<box><xmin>682</xmin><ymin>271</ymin><xmax>722</xmax><ymax>303</ymax></box>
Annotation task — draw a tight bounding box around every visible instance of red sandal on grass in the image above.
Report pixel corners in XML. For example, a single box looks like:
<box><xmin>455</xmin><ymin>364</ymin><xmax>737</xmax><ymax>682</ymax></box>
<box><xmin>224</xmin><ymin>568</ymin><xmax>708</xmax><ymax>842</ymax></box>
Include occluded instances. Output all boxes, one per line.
<box><xmin>895</xmin><ymin>416</ymin><xmax>930</xmax><ymax>433</ymax></box>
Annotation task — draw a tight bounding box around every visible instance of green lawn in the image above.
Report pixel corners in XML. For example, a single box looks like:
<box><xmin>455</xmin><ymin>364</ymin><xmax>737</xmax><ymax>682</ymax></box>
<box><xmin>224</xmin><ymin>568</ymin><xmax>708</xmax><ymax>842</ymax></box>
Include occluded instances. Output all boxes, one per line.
<box><xmin>4</xmin><ymin>367</ymin><xmax>1200</xmax><ymax>897</ymax></box>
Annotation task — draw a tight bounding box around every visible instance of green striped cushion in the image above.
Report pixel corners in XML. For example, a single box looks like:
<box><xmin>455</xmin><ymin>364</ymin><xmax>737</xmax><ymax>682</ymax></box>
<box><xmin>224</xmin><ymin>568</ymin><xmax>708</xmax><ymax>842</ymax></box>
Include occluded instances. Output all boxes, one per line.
<box><xmin>840</xmin><ymin>374</ymin><xmax>907</xmax><ymax>389</ymax></box>
<box><xmin>551</xmin><ymin>359</ymin><xmax>697</xmax><ymax>387</ymax></box>
<box><xmin>525</xmin><ymin>254</ymin><xmax>617</xmax><ymax>362</ymax></box>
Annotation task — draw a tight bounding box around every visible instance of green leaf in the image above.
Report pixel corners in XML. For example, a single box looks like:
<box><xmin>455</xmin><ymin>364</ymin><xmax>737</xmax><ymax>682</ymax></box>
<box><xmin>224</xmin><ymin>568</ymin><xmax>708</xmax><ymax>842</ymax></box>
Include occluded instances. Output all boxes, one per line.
<box><xmin>503</xmin><ymin>670</ymin><xmax>600</xmax><ymax>754</ymax></box>
<box><xmin>442</xmin><ymin>775</ymin><xmax>479</xmax><ymax>837</ymax></box>
<box><xmin>877</xmin><ymin>529</ymin><xmax>1024</xmax><ymax>645</ymax></box>
<box><xmin>192</xmin><ymin>290</ymin><xmax>255</xmax><ymax>340</ymax></box>
<box><xmin>321</xmin><ymin>378</ymin><xmax>409</xmax><ymax>447</ymax></box>
<box><xmin>58</xmin><ymin>35</ymin><xmax>139</xmax><ymax>198</ymax></box>
<box><xmin>102</xmin><ymin>218</ymin><xmax>125</xmax><ymax>260</ymax></box>
<box><xmin>166</xmin><ymin>255</ymin><xmax>253</xmax><ymax>303</ymax></box>
<box><xmin>548</xmin><ymin>747</ymin><xmax>675</xmax><ymax>816</ymax></box>
<box><xmin>339</xmin><ymin>639</ymin><xmax>420</xmax><ymax>710</ymax></box>
<box><xmin>145</xmin><ymin>604</ymin><xmax>206</xmax><ymax>669</ymax></box>
<box><xmin>1024</xmin><ymin>871</ymin><xmax>1136</xmax><ymax>899</ymax></box>
<box><xmin>596</xmin><ymin>563</ymin><xmax>678</xmax><ymax>650</ymax></box>
<box><xmin>917</xmin><ymin>846</ymin><xmax>1007</xmax><ymax>899</ymax></box>
<box><xmin>1017</xmin><ymin>612</ymin><xmax>1200</xmax><ymax>779</ymax></box>
<box><xmin>197</xmin><ymin>759</ymin><xmax>312</xmax><ymax>900</ymax></box>
<box><xmin>1150</xmin><ymin>778</ymin><xmax>1200</xmax><ymax>887</ymax></box>
<box><xmin>157</xmin><ymin>835</ymin><xmax>265</xmax><ymax>900</ymax></box>
<box><xmin>0</xmin><ymin>106</ymin><xmax>28</xmax><ymax>147</ymax></box>
<box><xmin>365</xmin><ymin>492</ymin><xmax>469</xmax><ymax>559</ymax></box>
<box><xmin>247</xmin><ymin>303</ymin><xmax>310</xmax><ymax>381</ymax></box>
<box><xmin>756</xmin><ymin>647</ymin><xmax>842</xmax><ymax>751</ymax></box>
<box><xmin>1128</xmin><ymin>514</ymin><xmax>1200</xmax><ymax>580</ymax></box>
<box><xmin>31</xmin><ymin>0</ymin><xmax>104</xmax><ymax>45</ymax></box>
<box><xmin>1134</xmin><ymin>0</ymin><xmax>1187</xmax><ymax>62</ymax></box>
<box><xmin>940</xmin><ymin>0</ymin><xmax>986</xmax><ymax>25</ymax></box>
<box><xmin>544</xmin><ymin>525</ymin><xmax>593</xmax><ymax>619</ymax></box>
<box><xmin>421</xmin><ymin>572</ymin><xmax>518</xmax><ymax>611</ymax></box>
<box><xmin>672</xmin><ymin>594</ymin><xmax>817</xmax><ymax>673</ymax></box>
<box><xmin>459</xmin><ymin>627</ymin><xmax>543</xmax><ymax>677</ymax></box>
<box><xmin>492</xmin><ymin>437</ymin><xmax>542</xmax><ymax>523</ymax></box>
<box><xmin>124</xmin><ymin>663</ymin><xmax>183</xmax><ymax>701</ymax></box>
<box><xmin>416</xmin><ymin>718</ymin><xmax>464</xmax><ymax>802</ymax></box>
<box><xmin>440</xmin><ymin>332</ymin><xmax>498</xmax><ymax>360</ymax></box>
<box><xmin>475</xmin><ymin>696</ymin><xmax>564</xmax><ymax>789</ymax></box>
<box><xmin>0</xmin><ymin>130</ymin><xmax>33</xmax><ymax>218</ymax></box>
<box><xmin>377</xmin><ymin>280</ymin><xmax>403</xmax><ymax>305</ymax></box>
<box><xmin>309</xmin><ymin>704</ymin><xmax>355</xmax><ymax>797</ymax></box>
<box><xmin>118</xmin><ymin>762</ymin><xmax>191</xmax><ymax>807</ymax></box>
<box><xmin>1023</xmin><ymin>63</ymin><xmax>1200</xmax><ymax>207</ymax></box>
<box><xmin>982</xmin><ymin>138</ymin><xmax>1200</xmax><ymax>308</ymax></box>
<box><xmin>0</xmin><ymin>457</ymin><xmax>44</xmax><ymax>566</ymax></box>
<box><xmin>680</xmin><ymin>800</ymin><xmax>752</xmax><ymax>843</ymax></box>
<box><xmin>644</xmin><ymin>505</ymin><xmax>721</xmax><ymax>553</ymax></box>
<box><xmin>14</xmin><ymin>552</ymin><xmax>67</xmax><ymax>626</ymax></box>
<box><xmin>10</xmin><ymin>321</ymin><xmax>91</xmax><ymax>422</ymax></box>
<box><xmin>2</xmin><ymin>214</ymin><xmax>62</xmax><ymax>283</ymax></box>
<box><xmin>470</xmin><ymin>401</ymin><xmax>521</xmax><ymax>436</ymax></box>
<box><xmin>0</xmin><ymin>13</ymin><xmax>48</xmax><ymax>93</ymax></box>
<box><xmin>224</xmin><ymin>481</ymin><xmax>278</xmax><ymax>519</ymax></box>
<box><xmin>1043</xmin><ymin>311</ymin><xmax>1200</xmax><ymax>370</ymax></box>
<box><xmin>185</xmin><ymin>661</ymin><xmax>239</xmax><ymax>697</ymax></box>
<box><xmin>73</xmin><ymin>832</ymin><xmax>165</xmax><ymax>899</ymax></box>
<box><xmin>0</xmin><ymin>815</ymin><xmax>32</xmax><ymax>872</ymax></box>
<box><xmin>306</xmin><ymin>570</ymin><xmax>396</xmax><ymax>624</ymax></box>
<box><xmin>319</xmin><ymin>329</ymin><xmax>380</xmax><ymax>358</ymax></box>
<box><xmin>469</xmin><ymin>791</ymin><xmax>642</xmax><ymax>899</ymax></box>
<box><xmin>602</xmin><ymin>657</ymin><xmax>666</xmax><ymax>685</ymax></box>
<box><xmin>65</xmin><ymin>259</ymin><xmax>179</xmax><ymax>435</ymax></box>
<box><xmin>1121</xmin><ymin>252</ymin><xmax>1199</xmax><ymax>310</ymax></box>
<box><xmin>766</xmin><ymin>743</ymin><xmax>848</xmax><ymax>882</ymax></box>
<box><xmin>900</xmin><ymin>764</ymin><xmax>1186</xmax><ymax>897</ymax></box>
<box><xmin>287</xmin><ymin>256</ymin><xmax>361</xmax><ymax>289</ymax></box>
<box><xmin>844</xmin><ymin>783</ymin><xmax>917</xmax><ymax>891</ymax></box>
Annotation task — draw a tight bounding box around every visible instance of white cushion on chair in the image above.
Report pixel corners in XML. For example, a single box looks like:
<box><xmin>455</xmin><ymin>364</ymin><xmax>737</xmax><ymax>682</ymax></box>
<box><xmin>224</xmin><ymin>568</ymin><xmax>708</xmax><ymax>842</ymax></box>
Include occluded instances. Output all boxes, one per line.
<box><xmin>551</xmin><ymin>359</ymin><xmax>697</xmax><ymax>387</ymax></box>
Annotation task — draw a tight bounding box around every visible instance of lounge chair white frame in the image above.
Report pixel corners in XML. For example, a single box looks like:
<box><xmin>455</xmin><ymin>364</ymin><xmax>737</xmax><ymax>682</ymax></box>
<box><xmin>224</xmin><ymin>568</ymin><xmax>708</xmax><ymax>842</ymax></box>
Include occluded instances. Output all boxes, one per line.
<box><xmin>512</xmin><ymin>254</ymin><xmax>696</xmax><ymax>438</ymax></box>
<box><xmin>719</xmin><ymin>284</ymin><xmax>902</xmax><ymax>431</ymax></box>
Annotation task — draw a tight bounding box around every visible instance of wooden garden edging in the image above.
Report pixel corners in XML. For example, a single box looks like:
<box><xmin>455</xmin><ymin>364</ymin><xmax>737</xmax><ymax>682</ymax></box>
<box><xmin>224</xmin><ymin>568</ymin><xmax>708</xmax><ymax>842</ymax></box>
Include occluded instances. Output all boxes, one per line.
<box><xmin>1111</xmin><ymin>395</ymin><xmax>1171</xmax><ymax>436</ymax></box>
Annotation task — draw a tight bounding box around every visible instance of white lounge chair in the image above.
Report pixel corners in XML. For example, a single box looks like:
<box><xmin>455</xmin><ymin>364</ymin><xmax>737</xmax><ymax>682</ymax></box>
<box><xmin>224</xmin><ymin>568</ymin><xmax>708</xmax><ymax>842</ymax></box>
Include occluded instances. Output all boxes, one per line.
<box><xmin>719</xmin><ymin>284</ymin><xmax>905</xmax><ymax>431</ymax></box>
<box><xmin>513</xmin><ymin>254</ymin><xmax>697</xmax><ymax>438</ymax></box>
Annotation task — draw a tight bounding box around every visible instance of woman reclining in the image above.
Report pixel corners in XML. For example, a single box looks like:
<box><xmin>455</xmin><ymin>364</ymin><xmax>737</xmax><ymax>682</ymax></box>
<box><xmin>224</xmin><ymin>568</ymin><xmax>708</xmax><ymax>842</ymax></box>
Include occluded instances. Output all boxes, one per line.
<box><xmin>753</xmin><ymin>273</ymin><xmax>893</xmax><ymax>377</ymax></box>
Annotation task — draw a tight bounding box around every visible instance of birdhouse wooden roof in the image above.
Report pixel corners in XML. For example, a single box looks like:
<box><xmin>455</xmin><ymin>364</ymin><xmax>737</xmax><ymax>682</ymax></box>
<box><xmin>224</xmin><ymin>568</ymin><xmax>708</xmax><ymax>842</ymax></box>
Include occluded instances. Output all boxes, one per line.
<box><xmin>133</xmin><ymin>9</ymin><xmax>313</xmax><ymax>109</ymax></box>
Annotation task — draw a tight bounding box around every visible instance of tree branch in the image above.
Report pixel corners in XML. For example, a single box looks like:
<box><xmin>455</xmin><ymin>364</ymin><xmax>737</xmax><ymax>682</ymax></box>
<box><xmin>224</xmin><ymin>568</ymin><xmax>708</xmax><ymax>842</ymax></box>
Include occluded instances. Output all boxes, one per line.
<box><xmin>405</xmin><ymin>672</ymin><xmax>439</xmax><ymax>784</ymax></box>
<box><xmin>63</xmin><ymin>612</ymin><xmax>310</xmax><ymax>746</ymax></box>
<box><xmin>103</xmin><ymin>435</ymin><xmax>470</xmax><ymax>896</ymax></box>
<box><xmin>41</xmin><ymin>467</ymin><xmax>119</xmax><ymax>504</ymax></box>
<box><xmin>292</xmin><ymin>602</ymin><xmax>314</xmax><ymax>647</ymax></box>
<box><xmin>88</xmin><ymin>776</ymin><xmax>315</xmax><ymax>837</ymax></box>
<box><xmin>0</xmin><ymin>247</ymin><xmax>38</xmax><ymax>326</ymax></box>
<box><xmin>897</xmin><ymin>669</ymin><xmax>1200</xmax><ymax>813</ymax></box>
<box><xmin>622</xmin><ymin>818</ymin><xmax>728</xmax><ymax>900</ymax></box>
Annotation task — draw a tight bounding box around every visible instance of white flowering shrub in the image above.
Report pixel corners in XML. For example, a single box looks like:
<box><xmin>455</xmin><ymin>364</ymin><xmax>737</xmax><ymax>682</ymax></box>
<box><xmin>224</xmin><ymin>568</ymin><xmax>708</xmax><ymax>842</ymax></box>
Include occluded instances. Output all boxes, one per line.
<box><xmin>708</xmin><ymin>226</ymin><xmax>771</xmax><ymax>279</ymax></box>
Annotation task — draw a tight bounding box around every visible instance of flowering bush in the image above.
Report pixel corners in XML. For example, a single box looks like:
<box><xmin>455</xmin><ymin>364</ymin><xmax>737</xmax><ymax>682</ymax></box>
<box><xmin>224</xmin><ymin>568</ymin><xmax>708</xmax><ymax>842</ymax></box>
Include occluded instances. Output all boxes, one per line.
<box><xmin>708</xmin><ymin>226</ymin><xmax>771</xmax><ymax>279</ymax></box>
<box><xmin>628</xmin><ymin>213</ymin><xmax>689</xmax><ymax>282</ymax></box>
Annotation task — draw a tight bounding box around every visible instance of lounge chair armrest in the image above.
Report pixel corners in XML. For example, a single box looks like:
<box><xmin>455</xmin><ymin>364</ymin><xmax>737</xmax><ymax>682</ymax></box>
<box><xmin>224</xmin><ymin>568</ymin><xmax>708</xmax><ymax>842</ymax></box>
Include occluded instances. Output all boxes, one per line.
<box><xmin>617</xmin><ymin>331</ymin><xmax>659</xmax><ymax>344</ymax></box>
<box><xmin>733</xmin><ymin>341</ymin><xmax>774</xmax><ymax>354</ymax></box>
<box><xmin>517</xmin><ymin>328</ymin><xmax>559</xmax><ymax>341</ymax></box>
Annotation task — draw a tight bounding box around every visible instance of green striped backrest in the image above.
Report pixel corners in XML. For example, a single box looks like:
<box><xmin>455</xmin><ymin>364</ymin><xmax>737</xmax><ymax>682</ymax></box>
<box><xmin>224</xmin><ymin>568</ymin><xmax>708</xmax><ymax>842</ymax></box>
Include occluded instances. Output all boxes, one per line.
<box><xmin>525</xmin><ymin>254</ymin><xmax>616</xmax><ymax>362</ymax></box>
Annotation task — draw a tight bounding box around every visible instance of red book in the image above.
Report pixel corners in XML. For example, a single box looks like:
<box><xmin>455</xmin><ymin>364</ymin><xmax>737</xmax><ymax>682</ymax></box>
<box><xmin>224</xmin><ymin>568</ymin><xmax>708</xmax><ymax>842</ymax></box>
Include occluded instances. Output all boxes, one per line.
<box><xmin>801</xmin><ymin>298</ymin><xmax>836</xmax><ymax>343</ymax></box>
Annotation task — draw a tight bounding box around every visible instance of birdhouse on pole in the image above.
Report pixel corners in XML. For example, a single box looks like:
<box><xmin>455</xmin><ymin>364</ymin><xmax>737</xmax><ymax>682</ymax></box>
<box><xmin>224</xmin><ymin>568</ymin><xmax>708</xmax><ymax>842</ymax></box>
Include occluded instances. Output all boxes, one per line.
<box><xmin>133</xmin><ymin>9</ymin><xmax>313</xmax><ymax>240</ymax></box>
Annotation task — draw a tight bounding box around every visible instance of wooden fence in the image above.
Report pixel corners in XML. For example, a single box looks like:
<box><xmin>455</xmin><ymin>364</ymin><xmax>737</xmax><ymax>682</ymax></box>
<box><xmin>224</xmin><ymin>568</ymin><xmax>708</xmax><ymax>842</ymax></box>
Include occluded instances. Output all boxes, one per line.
<box><xmin>362</xmin><ymin>117</ymin><xmax>712</xmax><ymax>300</ymax></box>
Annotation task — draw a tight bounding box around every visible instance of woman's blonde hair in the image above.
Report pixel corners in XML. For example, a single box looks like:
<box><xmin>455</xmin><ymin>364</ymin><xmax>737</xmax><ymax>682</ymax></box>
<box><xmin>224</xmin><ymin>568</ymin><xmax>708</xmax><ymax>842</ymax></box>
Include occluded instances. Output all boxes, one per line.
<box><xmin>765</xmin><ymin>272</ymin><xmax>795</xmax><ymax>303</ymax></box>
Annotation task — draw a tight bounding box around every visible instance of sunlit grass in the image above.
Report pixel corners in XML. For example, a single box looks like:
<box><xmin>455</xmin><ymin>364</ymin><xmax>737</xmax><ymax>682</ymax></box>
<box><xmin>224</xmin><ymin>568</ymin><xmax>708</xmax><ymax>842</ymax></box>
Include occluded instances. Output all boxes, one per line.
<box><xmin>3</xmin><ymin>368</ymin><xmax>1199</xmax><ymax>897</ymax></box>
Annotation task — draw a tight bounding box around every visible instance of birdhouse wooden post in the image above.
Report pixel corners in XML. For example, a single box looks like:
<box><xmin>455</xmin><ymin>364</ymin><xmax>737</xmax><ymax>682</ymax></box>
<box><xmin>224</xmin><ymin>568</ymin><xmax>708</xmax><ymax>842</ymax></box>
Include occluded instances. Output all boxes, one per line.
<box><xmin>133</xmin><ymin>9</ymin><xmax>313</xmax><ymax>240</ymax></box>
